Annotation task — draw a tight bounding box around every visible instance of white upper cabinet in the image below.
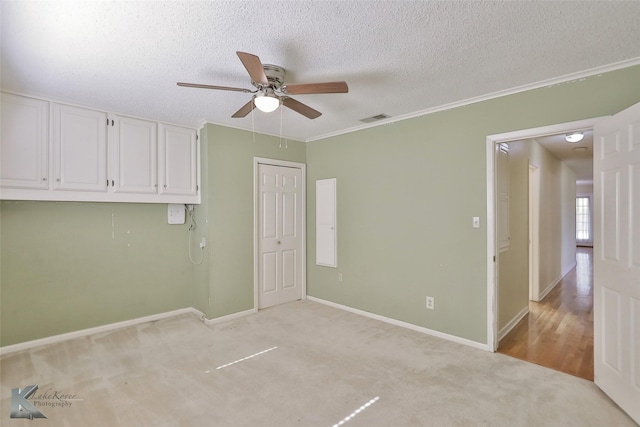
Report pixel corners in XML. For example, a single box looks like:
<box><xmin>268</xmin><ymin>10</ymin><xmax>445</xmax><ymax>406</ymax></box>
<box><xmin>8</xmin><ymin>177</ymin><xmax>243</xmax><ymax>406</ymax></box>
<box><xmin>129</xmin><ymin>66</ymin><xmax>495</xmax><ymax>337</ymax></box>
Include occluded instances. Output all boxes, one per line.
<box><xmin>158</xmin><ymin>124</ymin><xmax>198</xmax><ymax>196</ymax></box>
<box><xmin>0</xmin><ymin>93</ymin><xmax>49</xmax><ymax>189</ymax></box>
<box><xmin>53</xmin><ymin>103</ymin><xmax>108</xmax><ymax>192</ymax></box>
<box><xmin>0</xmin><ymin>92</ymin><xmax>200</xmax><ymax>204</ymax></box>
<box><xmin>111</xmin><ymin>115</ymin><xmax>157</xmax><ymax>194</ymax></box>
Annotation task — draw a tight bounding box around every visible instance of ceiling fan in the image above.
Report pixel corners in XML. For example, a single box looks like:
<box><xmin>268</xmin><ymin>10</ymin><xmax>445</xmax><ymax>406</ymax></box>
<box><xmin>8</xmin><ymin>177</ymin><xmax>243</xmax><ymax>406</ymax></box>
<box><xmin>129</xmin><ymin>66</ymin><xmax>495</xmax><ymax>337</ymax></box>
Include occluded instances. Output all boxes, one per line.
<box><xmin>177</xmin><ymin>51</ymin><xmax>348</xmax><ymax>120</ymax></box>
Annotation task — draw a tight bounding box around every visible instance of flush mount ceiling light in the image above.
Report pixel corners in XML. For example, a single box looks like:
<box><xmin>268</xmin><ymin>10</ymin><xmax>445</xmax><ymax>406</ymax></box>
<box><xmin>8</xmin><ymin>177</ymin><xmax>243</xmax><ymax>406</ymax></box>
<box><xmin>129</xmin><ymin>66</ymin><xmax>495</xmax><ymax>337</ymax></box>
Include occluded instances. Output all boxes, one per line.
<box><xmin>565</xmin><ymin>132</ymin><xmax>584</xmax><ymax>143</ymax></box>
<box><xmin>254</xmin><ymin>89</ymin><xmax>280</xmax><ymax>113</ymax></box>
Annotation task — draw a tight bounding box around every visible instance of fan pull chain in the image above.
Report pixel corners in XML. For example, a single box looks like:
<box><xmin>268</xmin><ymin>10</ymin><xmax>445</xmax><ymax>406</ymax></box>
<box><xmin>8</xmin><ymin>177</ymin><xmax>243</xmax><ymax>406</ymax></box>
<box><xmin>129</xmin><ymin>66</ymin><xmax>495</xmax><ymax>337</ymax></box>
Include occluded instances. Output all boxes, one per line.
<box><xmin>279</xmin><ymin>103</ymin><xmax>283</xmax><ymax>148</ymax></box>
<box><xmin>251</xmin><ymin>99</ymin><xmax>256</xmax><ymax>144</ymax></box>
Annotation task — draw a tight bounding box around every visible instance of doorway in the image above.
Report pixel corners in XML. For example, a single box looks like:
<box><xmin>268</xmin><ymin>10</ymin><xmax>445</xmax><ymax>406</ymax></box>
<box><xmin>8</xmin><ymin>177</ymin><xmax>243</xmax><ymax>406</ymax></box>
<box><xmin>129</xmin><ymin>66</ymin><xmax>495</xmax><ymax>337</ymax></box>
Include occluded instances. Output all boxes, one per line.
<box><xmin>253</xmin><ymin>158</ymin><xmax>306</xmax><ymax>309</ymax></box>
<box><xmin>485</xmin><ymin>117</ymin><xmax>601</xmax><ymax>351</ymax></box>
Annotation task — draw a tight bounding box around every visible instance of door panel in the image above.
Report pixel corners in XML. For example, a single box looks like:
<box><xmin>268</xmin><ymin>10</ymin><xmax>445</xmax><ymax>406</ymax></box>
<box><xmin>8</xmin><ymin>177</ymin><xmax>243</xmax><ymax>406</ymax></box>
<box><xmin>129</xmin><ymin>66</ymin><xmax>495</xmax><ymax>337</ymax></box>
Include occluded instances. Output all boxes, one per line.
<box><xmin>601</xmin><ymin>287</ymin><xmax>621</xmax><ymax>372</ymax></box>
<box><xmin>258</xmin><ymin>163</ymin><xmax>303</xmax><ymax>308</ymax></box>
<box><xmin>282</xmin><ymin>192</ymin><xmax>297</xmax><ymax>238</ymax></box>
<box><xmin>601</xmin><ymin>169</ymin><xmax>619</xmax><ymax>261</ymax></box>
<box><xmin>634</xmin><ymin>298</ymin><xmax>640</xmax><ymax>388</ymax></box>
<box><xmin>262</xmin><ymin>191</ymin><xmax>278</xmax><ymax>239</ymax></box>
<box><xmin>282</xmin><ymin>250</ymin><xmax>296</xmax><ymax>289</ymax></box>
<box><xmin>262</xmin><ymin>252</ymin><xmax>277</xmax><ymax>293</ymax></box>
<box><xmin>316</xmin><ymin>178</ymin><xmax>337</xmax><ymax>267</ymax></box>
<box><xmin>593</xmin><ymin>101</ymin><xmax>640</xmax><ymax>424</ymax></box>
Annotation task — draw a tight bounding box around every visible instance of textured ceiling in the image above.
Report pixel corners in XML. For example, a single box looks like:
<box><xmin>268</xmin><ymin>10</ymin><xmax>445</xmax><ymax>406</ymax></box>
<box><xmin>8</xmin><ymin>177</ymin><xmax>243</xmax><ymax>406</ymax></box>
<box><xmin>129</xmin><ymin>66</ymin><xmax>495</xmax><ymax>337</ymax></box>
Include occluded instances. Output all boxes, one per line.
<box><xmin>2</xmin><ymin>1</ymin><xmax>640</xmax><ymax>142</ymax></box>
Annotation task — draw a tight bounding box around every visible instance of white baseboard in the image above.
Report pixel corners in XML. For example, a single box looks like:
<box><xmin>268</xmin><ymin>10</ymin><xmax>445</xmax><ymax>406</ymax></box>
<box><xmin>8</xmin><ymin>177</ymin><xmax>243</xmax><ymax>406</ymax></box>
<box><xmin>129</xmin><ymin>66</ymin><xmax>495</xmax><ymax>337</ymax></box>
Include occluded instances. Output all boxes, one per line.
<box><xmin>203</xmin><ymin>308</ymin><xmax>257</xmax><ymax>325</ymax></box>
<box><xmin>306</xmin><ymin>296</ymin><xmax>491</xmax><ymax>351</ymax></box>
<box><xmin>1</xmin><ymin>298</ymin><xmax>492</xmax><ymax>356</ymax></box>
<box><xmin>0</xmin><ymin>307</ymin><xmax>202</xmax><ymax>356</ymax></box>
<box><xmin>539</xmin><ymin>260</ymin><xmax>576</xmax><ymax>301</ymax></box>
<box><xmin>498</xmin><ymin>305</ymin><xmax>529</xmax><ymax>342</ymax></box>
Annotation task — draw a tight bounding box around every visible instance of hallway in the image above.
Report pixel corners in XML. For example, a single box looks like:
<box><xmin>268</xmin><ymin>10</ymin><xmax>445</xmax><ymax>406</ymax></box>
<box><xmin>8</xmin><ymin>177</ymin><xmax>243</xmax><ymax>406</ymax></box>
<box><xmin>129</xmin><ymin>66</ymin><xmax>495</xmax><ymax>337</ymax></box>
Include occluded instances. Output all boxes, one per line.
<box><xmin>498</xmin><ymin>247</ymin><xmax>594</xmax><ymax>380</ymax></box>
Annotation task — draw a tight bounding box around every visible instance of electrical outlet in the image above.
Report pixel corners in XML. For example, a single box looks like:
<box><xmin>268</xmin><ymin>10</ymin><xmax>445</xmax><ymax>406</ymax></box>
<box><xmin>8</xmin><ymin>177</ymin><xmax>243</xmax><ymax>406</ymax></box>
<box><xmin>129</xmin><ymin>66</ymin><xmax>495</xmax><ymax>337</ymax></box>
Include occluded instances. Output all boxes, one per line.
<box><xmin>426</xmin><ymin>296</ymin><xmax>435</xmax><ymax>310</ymax></box>
<box><xmin>338</xmin><ymin>273</ymin><xmax>343</xmax><ymax>282</ymax></box>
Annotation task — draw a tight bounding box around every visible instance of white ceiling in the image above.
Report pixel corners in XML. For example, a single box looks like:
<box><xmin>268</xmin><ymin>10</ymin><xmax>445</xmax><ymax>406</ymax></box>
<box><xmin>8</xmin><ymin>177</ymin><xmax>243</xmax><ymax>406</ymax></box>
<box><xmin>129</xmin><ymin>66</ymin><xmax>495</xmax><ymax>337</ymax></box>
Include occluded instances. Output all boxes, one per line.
<box><xmin>535</xmin><ymin>130</ymin><xmax>593</xmax><ymax>184</ymax></box>
<box><xmin>2</xmin><ymin>1</ymin><xmax>640</xmax><ymax>143</ymax></box>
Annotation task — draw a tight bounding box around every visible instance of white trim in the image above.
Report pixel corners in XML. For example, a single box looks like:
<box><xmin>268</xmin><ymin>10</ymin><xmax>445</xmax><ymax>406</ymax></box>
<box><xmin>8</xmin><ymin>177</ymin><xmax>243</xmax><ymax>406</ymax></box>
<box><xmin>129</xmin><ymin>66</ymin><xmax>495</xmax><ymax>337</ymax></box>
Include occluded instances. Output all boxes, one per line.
<box><xmin>0</xmin><ymin>308</ymin><xmax>202</xmax><ymax>356</ymax></box>
<box><xmin>307</xmin><ymin>296</ymin><xmax>491</xmax><ymax>352</ymax></box>
<box><xmin>486</xmin><ymin>139</ymin><xmax>497</xmax><ymax>351</ymax></box>
<box><xmin>203</xmin><ymin>308</ymin><xmax>257</xmax><ymax>325</ymax></box>
<box><xmin>529</xmin><ymin>163</ymin><xmax>541</xmax><ymax>301</ymax></box>
<box><xmin>307</xmin><ymin>57</ymin><xmax>640</xmax><ymax>142</ymax></box>
<box><xmin>486</xmin><ymin>117</ymin><xmax>606</xmax><ymax>354</ymax></box>
<box><xmin>498</xmin><ymin>306</ymin><xmax>529</xmax><ymax>342</ymax></box>
<box><xmin>253</xmin><ymin>157</ymin><xmax>307</xmax><ymax>311</ymax></box>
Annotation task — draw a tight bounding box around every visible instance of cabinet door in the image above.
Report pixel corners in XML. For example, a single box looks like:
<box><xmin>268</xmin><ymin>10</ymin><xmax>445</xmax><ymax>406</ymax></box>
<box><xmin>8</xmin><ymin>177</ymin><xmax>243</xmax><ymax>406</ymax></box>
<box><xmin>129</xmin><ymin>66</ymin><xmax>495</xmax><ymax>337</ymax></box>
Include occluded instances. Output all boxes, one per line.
<box><xmin>53</xmin><ymin>104</ymin><xmax>107</xmax><ymax>192</ymax></box>
<box><xmin>1</xmin><ymin>93</ymin><xmax>49</xmax><ymax>189</ymax></box>
<box><xmin>112</xmin><ymin>115</ymin><xmax>157</xmax><ymax>194</ymax></box>
<box><xmin>158</xmin><ymin>124</ymin><xmax>197</xmax><ymax>196</ymax></box>
<box><xmin>316</xmin><ymin>178</ymin><xmax>337</xmax><ymax>267</ymax></box>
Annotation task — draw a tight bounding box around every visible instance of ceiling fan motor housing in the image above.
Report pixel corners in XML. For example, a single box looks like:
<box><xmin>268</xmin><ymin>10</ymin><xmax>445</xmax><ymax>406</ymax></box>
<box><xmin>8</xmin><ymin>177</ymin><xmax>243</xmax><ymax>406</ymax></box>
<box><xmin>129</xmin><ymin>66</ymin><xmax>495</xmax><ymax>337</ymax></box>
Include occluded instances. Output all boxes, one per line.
<box><xmin>254</xmin><ymin>64</ymin><xmax>285</xmax><ymax>90</ymax></box>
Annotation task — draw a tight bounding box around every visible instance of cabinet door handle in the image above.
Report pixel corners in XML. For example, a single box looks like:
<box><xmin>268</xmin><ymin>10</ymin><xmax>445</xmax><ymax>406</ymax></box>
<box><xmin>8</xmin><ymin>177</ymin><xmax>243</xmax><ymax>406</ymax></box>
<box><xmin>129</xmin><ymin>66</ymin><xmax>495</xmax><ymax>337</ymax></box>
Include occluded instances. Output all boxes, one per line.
<box><xmin>111</xmin><ymin>180</ymin><xmax>114</xmax><ymax>187</ymax></box>
<box><xmin>42</xmin><ymin>177</ymin><xmax>47</xmax><ymax>181</ymax></box>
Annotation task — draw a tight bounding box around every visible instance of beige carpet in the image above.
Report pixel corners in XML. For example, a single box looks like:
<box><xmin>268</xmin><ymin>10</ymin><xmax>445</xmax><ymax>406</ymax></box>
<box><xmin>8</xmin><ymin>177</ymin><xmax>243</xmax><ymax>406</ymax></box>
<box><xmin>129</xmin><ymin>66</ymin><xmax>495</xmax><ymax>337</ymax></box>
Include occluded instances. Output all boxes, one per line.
<box><xmin>1</xmin><ymin>300</ymin><xmax>635</xmax><ymax>426</ymax></box>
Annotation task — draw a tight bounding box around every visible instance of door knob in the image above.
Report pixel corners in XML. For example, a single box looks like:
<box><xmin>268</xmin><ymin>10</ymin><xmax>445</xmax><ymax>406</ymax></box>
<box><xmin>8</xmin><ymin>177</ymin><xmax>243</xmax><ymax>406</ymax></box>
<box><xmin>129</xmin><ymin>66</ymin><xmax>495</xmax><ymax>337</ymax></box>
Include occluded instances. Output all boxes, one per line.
<box><xmin>277</xmin><ymin>240</ymin><xmax>281</xmax><ymax>245</ymax></box>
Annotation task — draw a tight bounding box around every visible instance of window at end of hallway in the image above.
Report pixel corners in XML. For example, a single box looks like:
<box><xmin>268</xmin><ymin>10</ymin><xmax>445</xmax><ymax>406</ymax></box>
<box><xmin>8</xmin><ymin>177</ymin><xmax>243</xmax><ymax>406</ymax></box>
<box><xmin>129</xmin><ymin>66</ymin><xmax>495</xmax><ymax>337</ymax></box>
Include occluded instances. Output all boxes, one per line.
<box><xmin>576</xmin><ymin>196</ymin><xmax>591</xmax><ymax>245</ymax></box>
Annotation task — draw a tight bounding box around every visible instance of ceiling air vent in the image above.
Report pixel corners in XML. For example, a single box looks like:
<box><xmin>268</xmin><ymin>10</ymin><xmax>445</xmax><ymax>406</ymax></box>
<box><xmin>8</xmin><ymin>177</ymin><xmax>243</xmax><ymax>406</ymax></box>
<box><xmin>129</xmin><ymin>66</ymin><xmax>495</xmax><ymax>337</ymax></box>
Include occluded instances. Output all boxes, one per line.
<box><xmin>359</xmin><ymin>113</ymin><xmax>391</xmax><ymax>123</ymax></box>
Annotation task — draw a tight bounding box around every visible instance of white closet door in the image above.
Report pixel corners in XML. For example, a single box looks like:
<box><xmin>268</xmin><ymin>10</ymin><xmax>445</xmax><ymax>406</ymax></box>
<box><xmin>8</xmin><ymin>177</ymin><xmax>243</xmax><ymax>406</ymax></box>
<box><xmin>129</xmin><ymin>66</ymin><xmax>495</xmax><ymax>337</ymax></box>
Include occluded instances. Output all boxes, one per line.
<box><xmin>258</xmin><ymin>164</ymin><xmax>304</xmax><ymax>308</ymax></box>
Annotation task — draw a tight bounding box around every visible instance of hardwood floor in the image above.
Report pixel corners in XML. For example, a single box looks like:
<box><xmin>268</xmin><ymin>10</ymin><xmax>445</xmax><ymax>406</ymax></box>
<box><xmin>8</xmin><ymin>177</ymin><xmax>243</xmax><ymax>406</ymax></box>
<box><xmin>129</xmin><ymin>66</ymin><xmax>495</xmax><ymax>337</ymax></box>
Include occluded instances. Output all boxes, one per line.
<box><xmin>498</xmin><ymin>247</ymin><xmax>594</xmax><ymax>381</ymax></box>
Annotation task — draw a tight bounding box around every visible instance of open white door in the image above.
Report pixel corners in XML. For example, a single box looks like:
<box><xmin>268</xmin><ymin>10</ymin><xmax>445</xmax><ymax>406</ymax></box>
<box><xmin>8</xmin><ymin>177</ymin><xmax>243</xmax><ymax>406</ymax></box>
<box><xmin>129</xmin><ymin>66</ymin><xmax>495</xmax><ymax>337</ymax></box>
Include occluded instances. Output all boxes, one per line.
<box><xmin>593</xmin><ymin>101</ymin><xmax>640</xmax><ymax>424</ymax></box>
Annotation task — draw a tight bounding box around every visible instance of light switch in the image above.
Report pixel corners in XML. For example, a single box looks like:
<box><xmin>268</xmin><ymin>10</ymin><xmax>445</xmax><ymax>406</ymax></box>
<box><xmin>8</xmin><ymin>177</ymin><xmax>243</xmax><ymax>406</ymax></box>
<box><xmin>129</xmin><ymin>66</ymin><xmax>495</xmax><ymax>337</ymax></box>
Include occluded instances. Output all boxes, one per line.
<box><xmin>168</xmin><ymin>204</ymin><xmax>185</xmax><ymax>224</ymax></box>
<box><xmin>473</xmin><ymin>217</ymin><xmax>480</xmax><ymax>228</ymax></box>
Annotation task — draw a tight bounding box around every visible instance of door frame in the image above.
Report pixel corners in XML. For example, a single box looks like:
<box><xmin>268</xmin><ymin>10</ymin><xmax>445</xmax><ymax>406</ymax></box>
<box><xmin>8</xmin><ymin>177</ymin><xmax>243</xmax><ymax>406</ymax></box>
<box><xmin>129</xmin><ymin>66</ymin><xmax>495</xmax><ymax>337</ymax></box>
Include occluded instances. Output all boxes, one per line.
<box><xmin>528</xmin><ymin>163</ymin><xmax>540</xmax><ymax>301</ymax></box>
<box><xmin>485</xmin><ymin>117</ymin><xmax>604</xmax><ymax>351</ymax></box>
<box><xmin>253</xmin><ymin>157</ymin><xmax>307</xmax><ymax>310</ymax></box>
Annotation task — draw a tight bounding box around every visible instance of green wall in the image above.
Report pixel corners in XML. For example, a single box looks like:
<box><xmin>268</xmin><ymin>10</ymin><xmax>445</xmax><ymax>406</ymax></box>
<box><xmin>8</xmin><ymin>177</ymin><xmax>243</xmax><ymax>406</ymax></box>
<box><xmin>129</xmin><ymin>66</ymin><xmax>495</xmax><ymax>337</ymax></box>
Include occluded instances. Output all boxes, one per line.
<box><xmin>199</xmin><ymin>125</ymin><xmax>306</xmax><ymax>318</ymax></box>
<box><xmin>305</xmin><ymin>65</ymin><xmax>640</xmax><ymax>344</ymax></box>
<box><xmin>0</xmin><ymin>125</ymin><xmax>306</xmax><ymax>346</ymax></box>
<box><xmin>2</xmin><ymin>65</ymin><xmax>639</xmax><ymax>348</ymax></box>
<box><xmin>0</xmin><ymin>201</ymin><xmax>193</xmax><ymax>346</ymax></box>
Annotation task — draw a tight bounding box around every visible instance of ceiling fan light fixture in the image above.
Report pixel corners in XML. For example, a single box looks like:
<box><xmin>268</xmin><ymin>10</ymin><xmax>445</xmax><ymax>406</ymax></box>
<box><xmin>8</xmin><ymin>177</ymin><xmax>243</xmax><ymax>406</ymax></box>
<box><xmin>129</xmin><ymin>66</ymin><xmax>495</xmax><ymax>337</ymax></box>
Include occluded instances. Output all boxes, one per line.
<box><xmin>565</xmin><ymin>132</ymin><xmax>584</xmax><ymax>143</ymax></box>
<box><xmin>254</xmin><ymin>92</ymin><xmax>280</xmax><ymax>113</ymax></box>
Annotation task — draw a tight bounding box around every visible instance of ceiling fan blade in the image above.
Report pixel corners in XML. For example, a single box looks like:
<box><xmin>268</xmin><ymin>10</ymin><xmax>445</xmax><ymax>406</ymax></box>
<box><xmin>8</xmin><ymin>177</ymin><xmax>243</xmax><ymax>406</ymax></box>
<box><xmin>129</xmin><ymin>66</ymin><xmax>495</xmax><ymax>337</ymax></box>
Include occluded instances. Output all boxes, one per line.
<box><xmin>231</xmin><ymin>99</ymin><xmax>255</xmax><ymax>118</ymax></box>
<box><xmin>281</xmin><ymin>97</ymin><xmax>322</xmax><ymax>119</ymax></box>
<box><xmin>236</xmin><ymin>52</ymin><xmax>268</xmax><ymax>86</ymax></box>
<box><xmin>282</xmin><ymin>81</ymin><xmax>348</xmax><ymax>95</ymax></box>
<box><xmin>177</xmin><ymin>82</ymin><xmax>253</xmax><ymax>93</ymax></box>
